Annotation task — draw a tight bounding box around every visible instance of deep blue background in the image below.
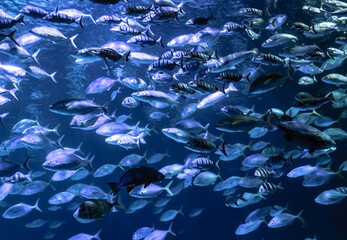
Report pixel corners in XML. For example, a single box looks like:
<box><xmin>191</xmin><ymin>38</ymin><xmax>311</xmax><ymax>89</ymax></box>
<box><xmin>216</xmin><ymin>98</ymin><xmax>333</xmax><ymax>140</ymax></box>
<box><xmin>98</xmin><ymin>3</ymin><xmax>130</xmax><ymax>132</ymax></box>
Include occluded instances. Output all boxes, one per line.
<box><xmin>0</xmin><ymin>0</ymin><xmax>346</xmax><ymax>239</ymax></box>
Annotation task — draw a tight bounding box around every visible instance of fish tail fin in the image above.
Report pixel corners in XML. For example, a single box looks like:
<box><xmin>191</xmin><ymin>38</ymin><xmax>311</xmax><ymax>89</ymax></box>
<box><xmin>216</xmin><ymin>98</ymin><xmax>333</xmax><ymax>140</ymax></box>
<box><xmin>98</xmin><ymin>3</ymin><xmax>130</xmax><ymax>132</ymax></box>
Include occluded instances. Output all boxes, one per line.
<box><xmin>87</xmin><ymin>155</ymin><xmax>95</xmax><ymax>173</ymax></box>
<box><xmin>48</xmin><ymin>178</ymin><xmax>56</xmax><ymax>191</ymax></box>
<box><xmin>53</xmin><ymin>123</ymin><xmax>60</xmax><ymax>136</ymax></box>
<box><xmin>146</xmin><ymin>25</ymin><xmax>154</xmax><ymax>37</ymax></box>
<box><xmin>172</xmin><ymin>73</ymin><xmax>179</xmax><ymax>81</ymax></box>
<box><xmin>286</xmin><ymin>67</ymin><xmax>294</xmax><ymax>81</ymax></box>
<box><xmin>55</xmin><ymin>134</ymin><xmax>65</xmax><ymax>149</ymax></box>
<box><xmin>262</xmin><ymin>109</ymin><xmax>280</xmax><ymax>129</ymax></box>
<box><xmin>8</xmin><ymin>29</ymin><xmax>20</xmax><ymax>46</ymax></box>
<box><xmin>327</xmin><ymin>92</ymin><xmax>335</xmax><ymax>102</ymax></box>
<box><xmin>289</xmin><ymin>154</ymin><xmax>295</xmax><ymax>166</ymax></box>
<box><xmin>116</xmin><ymin>164</ymin><xmax>125</xmax><ymax>171</ymax></box>
<box><xmin>77</xmin><ymin>17</ymin><xmax>83</xmax><ymax>28</ymax></box>
<box><xmin>32</xmin><ymin>49</ymin><xmax>41</xmax><ymax>66</ymax></box>
<box><xmin>9</xmin><ymin>89</ymin><xmax>18</xmax><ymax>101</ymax></box>
<box><xmin>102</xmin><ymin>101</ymin><xmax>110</xmax><ymax>114</ymax></box>
<box><xmin>93</xmin><ymin>230</ymin><xmax>102</xmax><ymax>240</ymax></box>
<box><xmin>256</xmin><ymin>193</ymin><xmax>267</xmax><ymax>200</ymax></box>
<box><xmin>220</xmin><ymin>141</ymin><xmax>227</xmax><ymax>157</ymax></box>
<box><xmin>204</xmin><ymin>123</ymin><xmax>210</xmax><ymax>131</ymax></box>
<box><xmin>123</xmin><ymin>51</ymin><xmax>130</xmax><ymax>62</ymax></box>
<box><xmin>336</xmin><ymin>167</ymin><xmax>345</xmax><ymax>180</ymax></box>
<box><xmin>157</xmin><ymin>36</ymin><xmax>164</xmax><ymax>48</ymax></box>
<box><xmin>296</xmin><ymin>210</ymin><xmax>306</xmax><ymax>226</ymax></box>
<box><xmin>178</xmin><ymin>205</ymin><xmax>185</xmax><ymax>216</ymax></box>
<box><xmin>211</xmin><ymin>50</ymin><xmax>219</xmax><ymax>60</ymax></box>
<box><xmin>215</xmin><ymin>159</ymin><xmax>222</xmax><ymax>172</ymax></box>
<box><xmin>88</xmin><ymin>14</ymin><xmax>97</xmax><ymax>25</ymax></box>
<box><xmin>142</xmin><ymin>150</ymin><xmax>148</xmax><ymax>163</ymax></box>
<box><xmin>277</xmin><ymin>182</ymin><xmax>285</xmax><ymax>190</ymax></box>
<box><xmin>217</xmin><ymin>133</ymin><xmax>224</xmax><ymax>143</ymax></box>
<box><xmin>34</xmin><ymin>198</ymin><xmax>42</xmax><ymax>212</ymax></box>
<box><xmin>15</xmin><ymin>14</ymin><xmax>25</xmax><ymax>24</ymax></box>
<box><xmin>177</xmin><ymin>3</ymin><xmax>185</xmax><ymax>15</ymax></box>
<box><xmin>209</xmin><ymin>9</ymin><xmax>216</xmax><ymax>20</ymax></box>
<box><xmin>0</xmin><ymin>113</ymin><xmax>9</xmax><ymax>128</ymax></box>
<box><xmin>168</xmin><ymin>222</ymin><xmax>176</xmax><ymax>236</ymax></box>
<box><xmin>49</xmin><ymin>71</ymin><xmax>57</xmax><ymax>83</ymax></box>
<box><xmin>75</xmin><ymin>142</ymin><xmax>84</xmax><ymax>155</ymax></box>
<box><xmin>284</xmin><ymin>58</ymin><xmax>292</xmax><ymax>71</ymax></box>
<box><xmin>108</xmin><ymin>182</ymin><xmax>120</xmax><ymax>195</ymax></box>
<box><xmin>312</xmin><ymin>109</ymin><xmax>322</xmax><ymax>117</ymax></box>
<box><xmin>26</xmin><ymin>171</ymin><xmax>33</xmax><ymax>182</ymax></box>
<box><xmin>23</xmin><ymin>156</ymin><xmax>32</xmax><ymax>171</ymax></box>
<box><xmin>164</xmin><ymin>180</ymin><xmax>174</xmax><ymax>196</ymax></box>
<box><xmin>137</xmin><ymin>138</ymin><xmax>141</xmax><ymax>150</ymax></box>
<box><xmin>69</xmin><ymin>34</ymin><xmax>78</xmax><ymax>48</ymax></box>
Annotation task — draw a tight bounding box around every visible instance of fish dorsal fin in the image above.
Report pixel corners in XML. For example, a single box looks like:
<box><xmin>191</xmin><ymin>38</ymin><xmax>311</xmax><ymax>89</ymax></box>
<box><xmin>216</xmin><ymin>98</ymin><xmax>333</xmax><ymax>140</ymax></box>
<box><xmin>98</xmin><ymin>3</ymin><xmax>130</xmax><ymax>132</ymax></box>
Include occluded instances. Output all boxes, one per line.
<box><xmin>295</xmin><ymin>92</ymin><xmax>313</xmax><ymax>100</ymax></box>
<box><xmin>126</xmin><ymin>186</ymin><xmax>135</xmax><ymax>193</ymax></box>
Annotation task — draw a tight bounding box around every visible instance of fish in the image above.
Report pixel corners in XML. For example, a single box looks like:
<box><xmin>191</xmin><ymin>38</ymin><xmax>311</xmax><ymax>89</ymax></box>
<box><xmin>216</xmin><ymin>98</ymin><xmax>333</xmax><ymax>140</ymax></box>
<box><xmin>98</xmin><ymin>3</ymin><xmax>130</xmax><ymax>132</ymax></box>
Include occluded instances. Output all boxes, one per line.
<box><xmin>268</xmin><ymin>210</ymin><xmax>305</xmax><ymax>228</ymax></box>
<box><xmin>108</xmin><ymin>166</ymin><xmax>165</xmax><ymax>195</ymax></box>
<box><xmin>49</xmin><ymin>99</ymin><xmax>108</xmax><ymax>115</ymax></box>
<box><xmin>185</xmin><ymin>138</ymin><xmax>227</xmax><ymax>156</ymax></box>
<box><xmin>2</xmin><ymin>198</ymin><xmax>41</xmax><ymax>219</ymax></box>
<box><xmin>264</xmin><ymin>111</ymin><xmax>336</xmax><ymax>153</ymax></box>
<box><xmin>68</xmin><ymin>230</ymin><xmax>102</xmax><ymax>240</ymax></box>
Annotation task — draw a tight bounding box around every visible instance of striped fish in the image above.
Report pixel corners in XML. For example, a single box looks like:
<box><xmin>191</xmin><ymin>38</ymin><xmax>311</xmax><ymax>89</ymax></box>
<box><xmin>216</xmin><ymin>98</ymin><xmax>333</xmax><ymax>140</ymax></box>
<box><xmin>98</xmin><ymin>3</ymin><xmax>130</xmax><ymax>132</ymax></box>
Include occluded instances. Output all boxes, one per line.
<box><xmin>258</xmin><ymin>182</ymin><xmax>284</xmax><ymax>195</ymax></box>
<box><xmin>254</xmin><ymin>168</ymin><xmax>272</xmax><ymax>179</ymax></box>
<box><xmin>185</xmin><ymin>138</ymin><xmax>227</xmax><ymax>156</ymax></box>
<box><xmin>265</xmin><ymin>154</ymin><xmax>294</xmax><ymax>170</ymax></box>
<box><xmin>187</xmin><ymin>158</ymin><xmax>220</xmax><ymax>171</ymax></box>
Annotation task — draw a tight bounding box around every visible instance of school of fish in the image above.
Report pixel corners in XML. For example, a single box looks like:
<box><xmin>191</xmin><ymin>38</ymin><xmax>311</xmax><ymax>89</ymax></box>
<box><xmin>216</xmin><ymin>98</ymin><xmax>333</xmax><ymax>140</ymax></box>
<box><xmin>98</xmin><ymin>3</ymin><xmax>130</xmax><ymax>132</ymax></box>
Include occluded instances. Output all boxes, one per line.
<box><xmin>0</xmin><ymin>0</ymin><xmax>346</xmax><ymax>239</ymax></box>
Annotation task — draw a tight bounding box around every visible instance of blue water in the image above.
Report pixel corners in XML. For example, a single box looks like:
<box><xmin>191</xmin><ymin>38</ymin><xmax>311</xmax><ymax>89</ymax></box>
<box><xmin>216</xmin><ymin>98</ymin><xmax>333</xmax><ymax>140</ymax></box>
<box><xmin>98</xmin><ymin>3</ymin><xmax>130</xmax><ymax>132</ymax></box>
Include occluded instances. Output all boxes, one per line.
<box><xmin>0</xmin><ymin>0</ymin><xmax>346</xmax><ymax>239</ymax></box>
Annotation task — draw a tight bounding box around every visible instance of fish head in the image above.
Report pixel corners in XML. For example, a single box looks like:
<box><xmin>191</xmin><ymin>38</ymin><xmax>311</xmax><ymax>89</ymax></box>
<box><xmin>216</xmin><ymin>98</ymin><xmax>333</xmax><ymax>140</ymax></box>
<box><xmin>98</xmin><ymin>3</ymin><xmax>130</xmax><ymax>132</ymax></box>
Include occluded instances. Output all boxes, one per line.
<box><xmin>321</xmin><ymin>133</ymin><xmax>336</xmax><ymax>147</ymax></box>
<box><xmin>42</xmin><ymin>159</ymin><xmax>58</xmax><ymax>170</ymax></box>
<box><xmin>96</xmin><ymin>125</ymin><xmax>110</xmax><ymax>135</ymax></box>
<box><xmin>268</xmin><ymin>216</ymin><xmax>280</xmax><ymax>227</ymax></box>
<box><xmin>20</xmin><ymin>134</ymin><xmax>42</xmax><ymax>146</ymax></box>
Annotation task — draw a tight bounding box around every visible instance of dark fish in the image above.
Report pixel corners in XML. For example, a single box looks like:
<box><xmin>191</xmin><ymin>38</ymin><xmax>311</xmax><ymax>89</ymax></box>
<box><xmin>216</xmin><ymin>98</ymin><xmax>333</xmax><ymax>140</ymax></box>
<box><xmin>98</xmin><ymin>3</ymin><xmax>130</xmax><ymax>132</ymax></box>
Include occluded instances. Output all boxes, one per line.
<box><xmin>188</xmin><ymin>80</ymin><xmax>220</xmax><ymax>93</ymax></box>
<box><xmin>96</xmin><ymin>48</ymin><xmax>130</xmax><ymax>62</ymax></box>
<box><xmin>185</xmin><ymin>10</ymin><xmax>216</xmax><ymax>26</ymax></box>
<box><xmin>159</xmin><ymin>49</ymin><xmax>185</xmax><ymax>60</ymax></box>
<box><xmin>215</xmin><ymin>72</ymin><xmax>248</xmax><ymax>83</ymax></box>
<box><xmin>74</xmin><ymin>198</ymin><xmax>120</xmax><ymax>222</ymax></box>
<box><xmin>187</xmin><ymin>158</ymin><xmax>220</xmax><ymax>171</ymax></box>
<box><xmin>0</xmin><ymin>157</ymin><xmax>31</xmax><ymax>177</ymax></box>
<box><xmin>122</xmin><ymin>5</ymin><xmax>151</xmax><ymax>16</ymax></box>
<box><xmin>0</xmin><ymin>29</ymin><xmax>20</xmax><ymax>46</ymax></box>
<box><xmin>49</xmin><ymin>98</ymin><xmax>108</xmax><ymax>116</ymax></box>
<box><xmin>20</xmin><ymin>5</ymin><xmax>49</xmax><ymax>18</ymax></box>
<box><xmin>0</xmin><ymin>14</ymin><xmax>24</xmax><ymax>30</ymax></box>
<box><xmin>264</xmin><ymin>112</ymin><xmax>336</xmax><ymax>153</ymax></box>
<box><xmin>238</xmin><ymin>8</ymin><xmax>264</xmax><ymax>17</ymax></box>
<box><xmin>185</xmin><ymin>138</ymin><xmax>227</xmax><ymax>156</ymax></box>
<box><xmin>290</xmin><ymin>22</ymin><xmax>311</xmax><ymax>32</ymax></box>
<box><xmin>108</xmin><ymin>166</ymin><xmax>165</xmax><ymax>195</ymax></box>
<box><xmin>266</xmin><ymin>155</ymin><xmax>294</xmax><ymax>171</ymax></box>
<box><xmin>249</xmin><ymin>73</ymin><xmax>286</xmax><ymax>94</ymax></box>
<box><xmin>148</xmin><ymin>59</ymin><xmax>179</xmax><ymax>71</ymax></box>
<box><xmin>184</xmin><ymin>49</ymin><xmax>217</xmax><ymax>62</ymax></box>
<box><xmin>170</xmin><ymin>83</ymin><xmax>196</xmax><ymax>95</ymax></box>
<box><xmin>215</xmin><ymin>114</ymin><xmax>264</xmax><ymax>133</ymax></box>
<box><xmin>254</xmin><ymin>167</ymin><xmax>272</xmax><ymax>178</ymax></box>
<box><xmin>252</xmin><ymin>53</ymin><xmax>288</xmax><ymax>67</ymax></box>
<box><xmin>292</xmin><ymin>92</ymin><xmax>334</xmax><ymax>111</ymax></box>
<box><xmin>43</xmin><ymin>12</ymin><xmax>83</xmax><ymax>28</ymax></box>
